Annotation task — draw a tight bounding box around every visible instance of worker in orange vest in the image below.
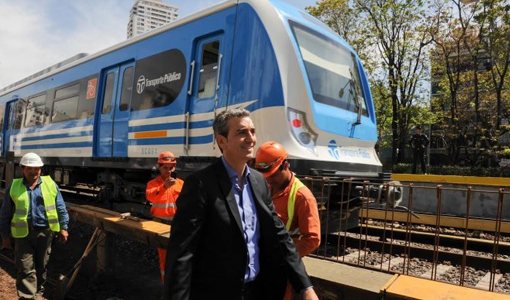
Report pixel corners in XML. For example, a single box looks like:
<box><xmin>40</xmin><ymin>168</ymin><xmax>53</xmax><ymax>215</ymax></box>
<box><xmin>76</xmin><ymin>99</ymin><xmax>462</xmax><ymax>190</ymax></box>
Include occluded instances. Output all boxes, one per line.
<box><xmin>254</xmin><ymin>141</ymin><xmax>321</xmax><ymax>300</ymax></box>
<box><xmin>146</xmin><ymin>151</ymin><xmax>184</xmax><ymax>282</ymax></box>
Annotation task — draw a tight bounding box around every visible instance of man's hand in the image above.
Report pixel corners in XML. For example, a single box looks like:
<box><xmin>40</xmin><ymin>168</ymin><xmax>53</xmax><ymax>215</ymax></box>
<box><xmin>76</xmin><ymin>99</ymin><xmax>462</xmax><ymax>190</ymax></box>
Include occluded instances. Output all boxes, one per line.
<box><xmin>59</xmin><ymin>229</ymin><xmax>69</xmax><ymax>244</ymax></box>
<box><xmin>163</xmin><ymin>177</ymin><xmax>176</xmax><ymax>189</ymax></box>
<box><xmin>1</xmin><ymin>238</ymin><xmax>12</xmax><ymax>250</ymax></box>
<box><xmin>301</xmin><ymin>288</ymin><xmax>319</xmax><ymax>300</ymax></box>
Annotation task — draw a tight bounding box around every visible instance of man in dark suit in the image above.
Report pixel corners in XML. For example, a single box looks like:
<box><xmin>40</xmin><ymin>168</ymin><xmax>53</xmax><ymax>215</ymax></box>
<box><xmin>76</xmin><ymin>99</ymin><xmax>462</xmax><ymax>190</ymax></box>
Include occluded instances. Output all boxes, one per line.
<box><xmin>163</xmin><ymin>109</ymin><xmax>318</xmax><ymax>300</ymax></box>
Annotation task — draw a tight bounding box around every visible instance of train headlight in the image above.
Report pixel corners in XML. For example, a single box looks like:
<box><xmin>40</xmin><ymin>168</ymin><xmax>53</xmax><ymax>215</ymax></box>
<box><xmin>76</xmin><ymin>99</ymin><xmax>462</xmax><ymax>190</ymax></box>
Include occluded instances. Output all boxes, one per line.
<box><xmin>287</xmin><ymin>108</ymin><xmax>318</xmax><ymax>155</ymax></box>
<box><xmin>299</xmin><ymin>132</ymin><xmax>311</xmax><ymax>144</ymax></box>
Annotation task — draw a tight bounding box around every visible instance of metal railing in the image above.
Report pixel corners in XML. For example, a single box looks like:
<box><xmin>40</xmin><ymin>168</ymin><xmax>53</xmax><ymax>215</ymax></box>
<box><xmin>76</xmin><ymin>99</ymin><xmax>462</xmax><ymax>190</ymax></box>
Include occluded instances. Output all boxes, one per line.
<box><xmin>297</xmin><ymin>176</ymin><xmax>510</xmax><ymax>293</ymax></box>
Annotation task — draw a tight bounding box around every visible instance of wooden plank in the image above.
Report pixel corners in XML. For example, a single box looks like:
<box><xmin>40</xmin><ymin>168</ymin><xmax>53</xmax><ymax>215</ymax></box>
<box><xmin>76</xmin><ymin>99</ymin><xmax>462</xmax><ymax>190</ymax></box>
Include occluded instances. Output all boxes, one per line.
<box><xmin>66</xmin><ymin>203</ymin><xmax>170</xmax><ymax>249</ymax></box>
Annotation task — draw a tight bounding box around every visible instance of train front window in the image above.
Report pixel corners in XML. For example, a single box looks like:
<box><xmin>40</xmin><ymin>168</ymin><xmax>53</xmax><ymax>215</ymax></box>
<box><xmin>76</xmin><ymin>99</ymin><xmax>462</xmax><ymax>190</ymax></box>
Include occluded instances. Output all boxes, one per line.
<box><xmin>290</xmin><ymin>22</ymin><xmax>368</xmax><ymax>116</ymax></box>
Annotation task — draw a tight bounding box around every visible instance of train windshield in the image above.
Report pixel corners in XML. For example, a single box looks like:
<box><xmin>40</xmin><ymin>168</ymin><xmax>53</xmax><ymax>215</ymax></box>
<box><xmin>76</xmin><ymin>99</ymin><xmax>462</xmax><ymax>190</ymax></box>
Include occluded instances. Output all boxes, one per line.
<box><xmin>290</xmin><ymin>22</ymin><xmax>368</xmax><ymax>116</ymax></box>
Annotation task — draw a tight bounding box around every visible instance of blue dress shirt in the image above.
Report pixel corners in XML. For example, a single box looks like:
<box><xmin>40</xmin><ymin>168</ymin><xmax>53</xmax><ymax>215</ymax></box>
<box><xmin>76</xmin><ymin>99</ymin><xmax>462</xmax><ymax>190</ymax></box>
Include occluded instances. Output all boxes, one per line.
<box><xmin>221</xmin><ymin>156</ymin><xmax>260</xmax><ymax>282</ymax></box>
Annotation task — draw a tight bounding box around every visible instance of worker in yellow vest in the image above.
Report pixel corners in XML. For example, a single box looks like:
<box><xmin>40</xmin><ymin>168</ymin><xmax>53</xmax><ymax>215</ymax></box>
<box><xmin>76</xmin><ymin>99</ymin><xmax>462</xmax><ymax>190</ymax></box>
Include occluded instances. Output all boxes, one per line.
<box><xmin>146</xmin><ymin>151</ymin><xmax>184</xmax><ymax>282</ymax></box>
<box><xmin>255</xmin><ymin>142</ymin><xmax>321</xmax><ymax>300</ymax></box>
<box><xmin>0</xmin><ymin>152</ymin><xmax>69</xmax><ymax>299</ymax></box>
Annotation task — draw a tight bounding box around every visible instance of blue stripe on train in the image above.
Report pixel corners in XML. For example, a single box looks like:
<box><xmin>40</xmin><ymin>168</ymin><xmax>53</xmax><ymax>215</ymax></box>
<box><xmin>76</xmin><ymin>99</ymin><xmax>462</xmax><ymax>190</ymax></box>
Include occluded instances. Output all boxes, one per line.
<box><xmin>20</xmin><ymin>141</ymin><xmax>92</xmax><ymax>149</ymax></box>
<box><xmin>127</xmin><ymin>134</ymin><xmax>213</xmax><ymax>145</ymax></box>
<box><xmin>20</xmin><ymin>131</ymin><xmax>92</xmax><ymax>142</ymax></box>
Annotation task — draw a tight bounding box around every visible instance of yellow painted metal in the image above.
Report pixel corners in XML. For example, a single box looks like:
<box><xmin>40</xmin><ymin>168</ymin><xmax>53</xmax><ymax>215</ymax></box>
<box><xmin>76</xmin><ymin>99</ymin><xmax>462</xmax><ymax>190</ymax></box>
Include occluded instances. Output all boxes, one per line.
<box><xmin>360</xmin><ymin>209</ymin><xmax>510</xmax><ymax>234</ymax></box>
<box><xmin>380</xmin><ymin>274</ymin><xmax>400</xmax><ymax>292</ymax></box>
<box><xmin>391</xmin><ymin>173</ymin><xmax>510</xmax><ymax>187</ymax></box>
<box><xmin>383</xmin><ymin>275</ymin><xmax>510</xmax><ymax>300</ymax></box>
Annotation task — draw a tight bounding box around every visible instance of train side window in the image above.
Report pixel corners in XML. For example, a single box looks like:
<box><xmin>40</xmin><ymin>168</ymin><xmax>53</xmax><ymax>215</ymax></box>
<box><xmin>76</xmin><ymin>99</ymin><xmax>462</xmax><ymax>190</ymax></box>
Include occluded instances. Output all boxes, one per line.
<box><xmin>25</xmin><ymin>93</ymin><xmax>47</xmax><ymax>127</ymax></box>
<box><xmin>119</xmin><ymin>67</ymin><xmax>134</xmax><ymax>111</ymax></box>
<box><xmin>0</xmin><ymin>105</ymin><xmax>5</xmax><ymax>131</ymax></box>
<box><xmin>55</xmin><ymin>84</ymin><xmax>80</xmax><ymax>99</ymax></box>
<box><xmin>13</xmin><ymin>100</ymin><xmax>27</xmax><ymax>130</ymax></box>
<box><xmin>198</xmin><ymin>41</ymin><xmax>219</xmax><ymax>99</ymax></box>
<box><xmin>102</xmin><ymin>73</ymin><xmax>115</xmax><ymax>114</ymax></box>
<box><xmin>52</xmin><ymin>83</ymin><xmax>79</xmax><ymax>123</ymax></box>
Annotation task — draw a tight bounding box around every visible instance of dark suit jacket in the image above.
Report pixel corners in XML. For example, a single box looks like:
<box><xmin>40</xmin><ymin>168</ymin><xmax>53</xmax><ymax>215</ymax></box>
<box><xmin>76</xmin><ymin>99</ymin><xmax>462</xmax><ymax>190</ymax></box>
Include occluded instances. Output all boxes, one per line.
<box><xmin>163</xmin><ymin>158</ymin><xmax>312</xmax><ymax>300</ymax></box>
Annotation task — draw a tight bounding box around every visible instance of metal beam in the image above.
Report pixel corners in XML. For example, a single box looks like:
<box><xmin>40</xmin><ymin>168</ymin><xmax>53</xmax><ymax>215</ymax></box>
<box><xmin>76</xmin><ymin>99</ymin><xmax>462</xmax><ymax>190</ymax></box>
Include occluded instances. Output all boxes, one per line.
<box><xmin>360</xmin><ymin>208</ymin><xmax>510</xmax><ymax>234</ymax></box>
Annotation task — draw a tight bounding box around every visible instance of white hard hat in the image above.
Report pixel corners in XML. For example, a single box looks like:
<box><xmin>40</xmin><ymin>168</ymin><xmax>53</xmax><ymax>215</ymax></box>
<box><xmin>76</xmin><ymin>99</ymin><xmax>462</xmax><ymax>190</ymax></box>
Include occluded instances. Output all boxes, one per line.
<box><xmin>20</xmin><ymin>152</ymin><xmax>44</xmax><ymax>167</ymax></box>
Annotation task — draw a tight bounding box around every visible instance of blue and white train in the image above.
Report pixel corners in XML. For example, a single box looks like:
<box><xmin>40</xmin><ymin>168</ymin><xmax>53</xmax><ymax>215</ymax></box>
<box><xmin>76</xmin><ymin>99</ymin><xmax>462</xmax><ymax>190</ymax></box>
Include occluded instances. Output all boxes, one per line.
<box><xmin>0</xmin><ymin>0</ymin><xmax>382</xmax><ymax>213</ymax></box>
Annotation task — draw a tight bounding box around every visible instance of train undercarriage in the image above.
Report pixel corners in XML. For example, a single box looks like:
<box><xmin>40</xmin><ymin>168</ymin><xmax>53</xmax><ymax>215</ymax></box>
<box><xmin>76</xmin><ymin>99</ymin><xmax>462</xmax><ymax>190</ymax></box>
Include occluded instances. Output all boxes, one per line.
<box><xmin>0</xmin><ymin>154</ymin><xmax>403</xmax><ymax>231</ymax></box>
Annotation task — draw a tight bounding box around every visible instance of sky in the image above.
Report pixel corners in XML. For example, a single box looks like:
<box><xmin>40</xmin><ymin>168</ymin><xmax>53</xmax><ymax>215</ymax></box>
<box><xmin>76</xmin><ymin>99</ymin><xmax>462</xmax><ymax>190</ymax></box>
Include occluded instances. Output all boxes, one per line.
<box><xmin>0</xmin><ymin>0</ymin><xmax>318</xmax><ymax>89</ymax></box>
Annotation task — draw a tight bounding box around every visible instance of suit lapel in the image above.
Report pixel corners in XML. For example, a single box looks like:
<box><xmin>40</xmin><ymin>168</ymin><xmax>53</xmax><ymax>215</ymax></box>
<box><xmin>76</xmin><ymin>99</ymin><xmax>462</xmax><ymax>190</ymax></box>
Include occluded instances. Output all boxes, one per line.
<box><xmin>214</xmin><ymin>160</ymin><xmax>244</xmax><ymax>233</ymax></box>
<box><xmin>248</xmin><ymin>171</ymin><xmax>271</xmax><ymax>217</ymax></box>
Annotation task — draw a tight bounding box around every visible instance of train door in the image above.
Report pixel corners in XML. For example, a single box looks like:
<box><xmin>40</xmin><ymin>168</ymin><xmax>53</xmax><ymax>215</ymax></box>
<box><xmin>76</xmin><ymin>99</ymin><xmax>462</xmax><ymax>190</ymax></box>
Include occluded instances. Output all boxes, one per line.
<box><xmin>96</xmin><ymin>62</ymin><xmax>135</xmax><ymax>157</ymax></box>
<box><xmin>0</xmin><ymin>102</ymin><xmax>7</xmax><ymax>156</ymax></box>
<box><xmin>1</xmin><ymin>100</ymin><xmax>18</xmax><ymax>188</ymax></box>
<box><xmin>185</xmin><ymin>36</ymin><xmax>224</xmax><ymax>155</ymax></box>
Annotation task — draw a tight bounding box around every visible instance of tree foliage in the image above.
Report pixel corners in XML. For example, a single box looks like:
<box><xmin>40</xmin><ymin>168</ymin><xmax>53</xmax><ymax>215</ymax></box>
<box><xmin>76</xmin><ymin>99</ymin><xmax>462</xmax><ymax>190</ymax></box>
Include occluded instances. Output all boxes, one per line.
<box><xmin>429</xmin><ymin>0</ymin><xmax>510</xmax><ymax>167</ymax></box>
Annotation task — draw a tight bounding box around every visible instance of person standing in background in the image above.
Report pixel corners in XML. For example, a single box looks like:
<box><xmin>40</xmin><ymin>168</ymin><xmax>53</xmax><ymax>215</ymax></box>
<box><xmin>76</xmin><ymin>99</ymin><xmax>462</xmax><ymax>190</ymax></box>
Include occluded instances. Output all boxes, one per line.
<box><xmin>255</xmin><ymin>141</ymin><xmax>321</xmax><ymax>300</ymax></box>
<box><xmin>0</xmin><ymin>152</ymin><xmax>69</xmax><ymax>300</ymax></box>
<box><xmin>146</xmin><ymin>151</ymin><xmax>184</xmax><ymax>282</ymax></box>
<box><xmin>410</xmin><ymin>125</ymin><xmax>429</xmax><ymax>174</ymax></box>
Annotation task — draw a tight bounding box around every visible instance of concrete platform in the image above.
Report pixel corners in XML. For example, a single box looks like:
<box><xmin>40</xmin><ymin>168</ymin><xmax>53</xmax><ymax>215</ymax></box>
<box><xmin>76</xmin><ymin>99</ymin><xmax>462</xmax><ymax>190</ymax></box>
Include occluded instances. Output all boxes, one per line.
<box><xmin>303</xmin><ymin>256</ymin><xmax>394</xmax><ymax>300</ymax></box>
<box><xmin>384</xmin><ymin>275</ymin><xmax>510</xmax><ymax>300</ymax></box>
<box><xmin>303</xmin><ymin>257</ymin><xmax>510</xmax><ymax>300</ymax></box>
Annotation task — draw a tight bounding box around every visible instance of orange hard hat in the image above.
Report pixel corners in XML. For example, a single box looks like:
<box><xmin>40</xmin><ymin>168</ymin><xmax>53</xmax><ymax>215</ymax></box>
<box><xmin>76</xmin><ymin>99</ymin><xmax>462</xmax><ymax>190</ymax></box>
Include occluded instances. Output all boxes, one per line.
<box><xmin>157</xmin><ymin>151</ymin><xmax>177</xmax><ymax>165</ymax></box>
<box><xmin>254</xmin><ymin>141</ymin><xmax>289</xmax><ymax>178</ymax></box>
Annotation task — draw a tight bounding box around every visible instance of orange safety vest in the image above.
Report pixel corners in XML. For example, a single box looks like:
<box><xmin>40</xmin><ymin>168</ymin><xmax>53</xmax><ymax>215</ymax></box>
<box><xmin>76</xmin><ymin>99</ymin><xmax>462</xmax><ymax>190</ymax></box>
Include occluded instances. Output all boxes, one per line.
<box><xmin>145</xmin><ymin>176</ymin><xmax>184</xmax><ymax>222</ymax></box>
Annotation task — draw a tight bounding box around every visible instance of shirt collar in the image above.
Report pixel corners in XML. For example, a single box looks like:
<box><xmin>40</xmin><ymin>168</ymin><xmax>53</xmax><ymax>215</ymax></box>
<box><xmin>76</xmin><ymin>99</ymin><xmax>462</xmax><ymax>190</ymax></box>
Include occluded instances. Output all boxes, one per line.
<box><xmin>221</xmin><ymin>156</ymin><xmax>250</xmax><ymax>184</ymax></box>
<box><xmin>23</xmin><ymin>176</ymin><xmax>42</xmax><ymax>186</ymax></box>
<box><xmin>273</xmin><ymin>172</ymin><xmax>295</xmax><ymax>198</ymax></box>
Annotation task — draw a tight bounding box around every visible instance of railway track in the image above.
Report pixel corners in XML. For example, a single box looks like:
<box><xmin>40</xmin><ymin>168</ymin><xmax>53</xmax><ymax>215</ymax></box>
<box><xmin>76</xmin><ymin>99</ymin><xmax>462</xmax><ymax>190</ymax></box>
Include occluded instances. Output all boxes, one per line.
<box><xmin>315</xmin><ymin>221</ymin><xmax>510</xmax><ymax>293</ymax></box>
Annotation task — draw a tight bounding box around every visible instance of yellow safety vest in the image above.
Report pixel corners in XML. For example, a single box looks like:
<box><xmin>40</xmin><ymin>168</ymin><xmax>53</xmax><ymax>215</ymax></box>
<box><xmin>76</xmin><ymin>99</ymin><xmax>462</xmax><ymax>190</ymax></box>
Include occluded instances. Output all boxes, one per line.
<box><xmin>10</xmin><ymin>176</ymin><xmax>60</xmax><ymax>238</ymax></box>
<box><xmin>287</xmin><ymin>177</ymin><xmax>305</xmax><ymax>231</ymax></box>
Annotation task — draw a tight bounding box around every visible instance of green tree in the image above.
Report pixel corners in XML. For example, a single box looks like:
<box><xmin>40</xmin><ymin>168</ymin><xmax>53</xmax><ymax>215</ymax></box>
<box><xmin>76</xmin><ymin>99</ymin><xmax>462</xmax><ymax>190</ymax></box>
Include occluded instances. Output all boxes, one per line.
<box><xmin>477</xmin><ymin>0</ymin><xmax>510</xmax><ymax>138</ymax></box>
<box><xmin>430</xmin><ymin>0</ymin><xmax>510</xmax><ymax>167</ymax></box>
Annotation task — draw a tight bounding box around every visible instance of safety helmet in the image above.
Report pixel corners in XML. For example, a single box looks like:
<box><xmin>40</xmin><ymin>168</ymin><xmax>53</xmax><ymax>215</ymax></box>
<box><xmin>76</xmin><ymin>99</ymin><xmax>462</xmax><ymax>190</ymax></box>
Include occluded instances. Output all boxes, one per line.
<box><xmin>20</xmin><ymin>152</ymin><xmax>44</xmax><ymax>167</ymax></box>
<box><xmin>157</xmin><ymin>151</ymin><xmax>177</xmax><ymax>165</ymax></box>
<box><xmin>254</xmin><ymin>141</ymin><xmax>289</xmax><ymax>178</ymax></box>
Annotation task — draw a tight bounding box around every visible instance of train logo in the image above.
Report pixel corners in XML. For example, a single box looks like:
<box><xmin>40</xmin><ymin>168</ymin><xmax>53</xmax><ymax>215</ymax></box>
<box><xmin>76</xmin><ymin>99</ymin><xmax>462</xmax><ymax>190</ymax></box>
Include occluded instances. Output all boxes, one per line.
<box><xmin>136</xmin><ymin>75</ymin><xmax>146</xmax><ymax>94</ymax></box>
<box><xmin>328</xmin><ymin>140</ymin><xmax>340</xmax><ymax>160</ymax></box>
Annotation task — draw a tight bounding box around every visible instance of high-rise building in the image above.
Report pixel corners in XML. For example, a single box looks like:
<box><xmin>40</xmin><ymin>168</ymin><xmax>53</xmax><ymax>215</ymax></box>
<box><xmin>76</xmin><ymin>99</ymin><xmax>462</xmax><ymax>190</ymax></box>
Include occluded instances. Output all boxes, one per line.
<box><xmin>127</xmin><ymin>0</ymin><xmax>178</xmax><ymax>39</ymax></box>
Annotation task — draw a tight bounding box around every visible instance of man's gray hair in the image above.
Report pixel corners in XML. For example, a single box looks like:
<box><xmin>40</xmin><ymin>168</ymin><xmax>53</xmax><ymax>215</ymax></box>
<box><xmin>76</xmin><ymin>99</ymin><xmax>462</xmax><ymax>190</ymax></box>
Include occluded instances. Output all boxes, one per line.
<box><xmin>213</xmin><ymin>108</ymin><xmax>251</xmax><ymax>137</ymax></box>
